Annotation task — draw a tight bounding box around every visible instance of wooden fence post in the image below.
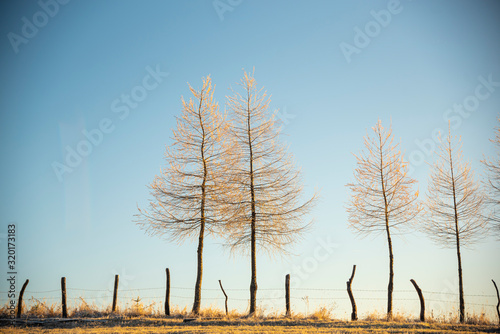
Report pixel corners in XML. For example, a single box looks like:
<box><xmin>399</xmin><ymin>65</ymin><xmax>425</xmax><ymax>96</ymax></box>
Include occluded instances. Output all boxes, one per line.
<box><xmin>347</xmin><ymin>265</ymin><xmax>357</xmax><ymax>321</ymax></box>
<box><xmin>285</xmin><ymin>274</ymin><xmax>290</xmax><ymax>317</ymax></box>
<box><xmin>493</xmin><ymin>279</ymin><xmax>500</xmax><ymax>325</ymax></box>
<box><xmin>112</xmin><ymin>274</ymin><xmax>119</xmax><ymax>313</ymax></box>
<box><xmin>16</xmin><ymin>279</ymin><xmax>29</xmax><ymax>318</ymax></box>
<box><xmin>219</xmin><ymin>280</ymin><xmax>228</xmax><ymax>316</ymax></box>
<box><xmin>165</xmin><ymin>268</ymin><xmax>170</xmax><ymax>316</ymax></box>
<box><xmin>61</xmin><ymin>277</ymin><xmax>67</xmax><ymax>318</ymax></box>
<box><xmin>410</xmin><ymin>279</ymin><xmax>425</xmax><ymax>322</ymax></box>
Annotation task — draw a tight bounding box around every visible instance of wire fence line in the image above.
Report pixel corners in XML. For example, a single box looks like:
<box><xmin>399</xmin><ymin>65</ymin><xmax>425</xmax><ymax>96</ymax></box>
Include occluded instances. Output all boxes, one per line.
<box><xmin>2</xmin><ymin>286</ymin><xmax>496</xmax><ymax>297</ymax></box>
<box><xmin>1</xmin><ymin>286</ymin><xmax>496</xmax><ymax>307</ymax></box>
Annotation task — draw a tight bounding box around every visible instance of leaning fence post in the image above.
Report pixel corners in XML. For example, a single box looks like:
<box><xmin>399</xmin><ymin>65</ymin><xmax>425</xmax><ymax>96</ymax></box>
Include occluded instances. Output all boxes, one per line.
<box><xmin>219</xmin><ymin>280</ymin><xmax>228</xmax><ymax>316</ymax></box>
<box><xmin>165</xmin><ymin>268</ymin><xmax>171</xmax><ymax>316</ymax></box>
<box><xmin>112</xmin><ymin>274</ymin><xmax>119</xmax><ymax>313</ymax></box>
<box><xmin>410</xmin><ymin>279</ymin><xmax>425</xmax><ymax>322</ymax></box>
<box><xmin>493</xmin><ymin>279</ymin><xmax>500</xmax><ymax>325</ymax></box>
<box><xmin>16</xmin><ymin>279</ymin><xmax>29</xmax><ymax>318</ymax></box>
<box><xmin>285</xmin><ymin>274</ymin><xmax>291</xmax><ymax>317</ymax></box>
<box><xmin>347</xmin><ymin>265</ymin><xmax>357</xmax><ymax>321</ymax></box>
<box><xmin>61</xmin><ymin>277</ymin><xmax>67</xmax><ymax>318</ymax></box>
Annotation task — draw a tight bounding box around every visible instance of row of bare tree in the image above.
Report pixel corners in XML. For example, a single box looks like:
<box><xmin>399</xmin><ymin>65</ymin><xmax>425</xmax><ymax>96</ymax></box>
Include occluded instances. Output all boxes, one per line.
<box><xmin>346</xmin><ymin>119</ymin><xmax>500</xmax><ymax>323</ymax></box>
<box><xmin>135</xmin><ymin>72</ymin><xmax>317</xmax><ymax>315</ymax></box>
<box><xmin>135</xmin><ymin>70</ymin><xmax>498</xmax><ymax>321</ymax></box>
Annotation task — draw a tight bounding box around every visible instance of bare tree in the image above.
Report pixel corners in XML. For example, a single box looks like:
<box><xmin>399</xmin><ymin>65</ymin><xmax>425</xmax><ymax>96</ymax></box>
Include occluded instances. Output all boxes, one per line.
<box><xmin>136</xmin><ymin>76</ymin><xmax>230</xmax><ymax>315</ymax></box>
<box><xmin>225</xmin><ymin>71</ymin><xmax>316</xmax><ymax>315</ymax></box>
<box><xmin>482</xmin><ymin>116</ymin><xmax>500</xmax><ymax>239</ymax></box>
<box><xmin>346</xmin><ymin>120</ymin><xmax>422</xmax><ymax>320</ymax></box>
<box><xmin>424</xmin><ymin>125</ymin><xmax>488</xmax><ymax>323</ymax></box>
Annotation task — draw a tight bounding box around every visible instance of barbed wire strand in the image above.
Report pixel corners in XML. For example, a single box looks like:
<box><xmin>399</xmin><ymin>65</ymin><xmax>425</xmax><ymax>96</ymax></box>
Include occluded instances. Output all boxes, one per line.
<box><xmin>4</xmin><ymin>287</ymin><xmax>494</xmax><ymax>298</ymax></box>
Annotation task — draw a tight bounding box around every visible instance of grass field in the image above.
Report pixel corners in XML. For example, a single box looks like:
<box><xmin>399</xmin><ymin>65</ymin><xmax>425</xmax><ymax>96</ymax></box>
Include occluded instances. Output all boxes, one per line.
<box><xmin>1</xmin><ymin>317</ymin><xmax>500</xmax><ymax>334</ymax></box>
<box><xmin>1</xmin><ymin>301</ymin><xmax>499</xmax><ymax>333</ymax></box>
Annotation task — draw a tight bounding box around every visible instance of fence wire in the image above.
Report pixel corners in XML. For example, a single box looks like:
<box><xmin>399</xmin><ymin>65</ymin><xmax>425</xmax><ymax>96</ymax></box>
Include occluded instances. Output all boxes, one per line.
<box><xmin>1</xmin><ymin>286</ymin><xmax>497</xmax><ymax>309</ymax></box>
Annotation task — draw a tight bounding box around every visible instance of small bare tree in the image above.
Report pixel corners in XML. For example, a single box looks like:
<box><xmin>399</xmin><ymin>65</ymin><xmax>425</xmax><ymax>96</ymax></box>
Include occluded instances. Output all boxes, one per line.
<box><xmin>136</xmin><ymin>76</ymin><xmax>230</xmax><ymax>315</ymax></box>
<box><xmin>424</xmin><ymin>125</ymin><xmax>488</xmax><ymax>323</ymax></box>
<box><xmin>482</xmin><ymin>116</ymin><xmax>500</xmax><ymax>239</ymax></box>
<box><xmin>225</xmin><ymin>71</ymin><xmax>317</xmax><ymax>315</ymax></box>
<box><xmin>346</xmin><ymin>120</ymin><xmax>422</xmax><ymax>320</ymax></box>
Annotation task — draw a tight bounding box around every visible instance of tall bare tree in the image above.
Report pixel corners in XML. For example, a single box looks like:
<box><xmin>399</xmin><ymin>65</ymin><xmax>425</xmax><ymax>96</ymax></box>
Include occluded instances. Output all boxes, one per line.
<box><xmin>424</xmin><ymin>125</ymin><xmax>488</xmax><ymax>323</ymax></box>
<box><xmin>346</xmin><ymin>120</ymin><xmax>422</xmax><ymax>320</ymax></box>
<box><xmin>136</xmin><ymin>76</ymin><xmax>230</xmax><ymax>315</ymax></box>
<box><xmin>225</xmin><ymin>71</ymin><xmax>316</xmax><ymax>315</ymax></box>
<box><xmin>482</xmin><ymin>116</ymin><xmax>500</xmax><ymax>239</ymax></box>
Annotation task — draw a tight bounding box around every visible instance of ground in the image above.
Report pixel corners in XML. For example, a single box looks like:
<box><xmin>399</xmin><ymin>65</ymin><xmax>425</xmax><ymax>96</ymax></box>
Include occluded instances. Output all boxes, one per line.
<box><xmin>1</xmin><ymin>318</ymin><xmax>499</xmax><ymax>334</ymax></box>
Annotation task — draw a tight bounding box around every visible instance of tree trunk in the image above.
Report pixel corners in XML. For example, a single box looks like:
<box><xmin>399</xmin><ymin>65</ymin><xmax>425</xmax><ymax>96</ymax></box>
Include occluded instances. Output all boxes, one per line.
<box><xmin>380</xmin><ymin>141</ymin><xmax>393</xmax><ymax>321</ymax></box>
<box><xmin>386</xmin><ymin>225</ymin><xmax>394</xmax><ymax>320</ymax></box>
<box><xmin>449</xmin><ymin>132</ymin><xmax>465</xmax><ymax>324</ymax></box>
<box><xmin>453</xmin><ymin>203</ymin><xmax>464</xmax><ymax>323</ymax></box>
<box><xmin>192</xmin><ymin>220</ymin><xmax>204</xmax><ymax>315</ymax></box>
<box><xmin>192</xmin><ymin>101</ymin><xmax>207</xmax><ymax>316</ymax></box>
<box><xmin>249</xmin><ymin>219</ymin><xmax>257</xmax><ymax>315</ymax></box>
<box><xmin>456</xmin><ymin>235</ymin><xmax>465</xmax><ymax>323</ymax></box>
<box><xmin>247</xmin><ymin>100</ymin><xmax>257</xmax><ymax>316</ymax></box>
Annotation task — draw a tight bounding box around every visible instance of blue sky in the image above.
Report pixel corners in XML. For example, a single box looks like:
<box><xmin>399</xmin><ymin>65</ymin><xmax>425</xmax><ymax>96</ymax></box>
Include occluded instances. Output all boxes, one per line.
<box><xmin>1</xmin><ymin>0</ymin><xmax>499</xmax><ymax>318</ymax></box>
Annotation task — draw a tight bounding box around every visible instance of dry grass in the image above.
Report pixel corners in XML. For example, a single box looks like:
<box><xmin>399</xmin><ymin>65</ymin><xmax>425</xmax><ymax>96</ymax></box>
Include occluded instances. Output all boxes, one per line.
<box><xmin>465</xmin><ymin>311</ymin><xmax>492</xmax><ymax>325</ymax></box>
<box><xmin>71</xmin><ymin>297</ymin><xmax>106</xmax><ymax>318</ymax></box>
<box><xmin>1</xmin><ymin>317</ymin><xmax>499</xmax><ymax>334</ymax></box>
<box><xmin>360</xmin><ymin>309</ymin><xmax>497</xmax><ymax>326</ymax></box>
<box><xmin>123</xmin><ymin>297</ymin><xmax>160</xmax><ymax>317</ymax></box>
<box><xmin>24</xmin><ymin>298</ymin><xmax>61</xmax><ymax>318</ymax></box>
<box><xmin>1</xmin><ymin>298</ymin><xmax>497</xmax><ymax>324</ymax></box>
<box><xmin>1</xmin><ymin>298</ymin><xmax>498</xmax><ymax>333</ymax></box>
<box><xmin>197</xmin><ymin>304</ymin><xmax>226</xmax><ymax>318</ymax></box>
<box><xmin>307</xmin><ymin>306</ymin><xmax>333</xmax><ymax>321</ymax></box>
<box><xmin>363</xmin><ymin>310</ymin><xmax>414</xmax><ymax>322</ymax></box>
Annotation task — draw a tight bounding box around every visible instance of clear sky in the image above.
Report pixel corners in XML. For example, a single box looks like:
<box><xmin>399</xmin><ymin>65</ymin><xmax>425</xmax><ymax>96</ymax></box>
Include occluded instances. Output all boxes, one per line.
<box><xmin>1</xmin><ymin>0</ymin><xmax>499</xmax><ymax>319</ymax></box>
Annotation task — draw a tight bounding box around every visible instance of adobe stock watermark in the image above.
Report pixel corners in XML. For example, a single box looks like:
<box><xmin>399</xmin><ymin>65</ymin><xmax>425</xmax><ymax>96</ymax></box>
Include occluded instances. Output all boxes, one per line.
<box><xmin>260</xmin><ymin>236</ymin><xmax>339</xmax><ymax>313</ymax></box>
<box><xmin>213</xmin><ymin>0</ymin><xmax>242</xmax><ymax>21</ymax></box>
<box><xmin>339</xmin><ymin>0</ymin><xmax>409</xmax><ymax>64</ymax></box>
<box><xmin>52</xmin><ymin>64</ymin><xmax>169</xmax><ymax>182</ymax></box>
<box><xmin>428</xmin><ymin>277</ymin><xmax>465</xmax><ymax>319</ymax></box>
<box><xmin>274</xmin><ymin>106</ymin><xmax>296</xmax><ymax>133</ymax></box>
<box><xmin>407</xmin><ymin>73</ymin><xmax>499</xmax><ymax>176</ymax></box>
<box><xmin>7</xmin><ymin>0</ymin><xmax>71</xmax><ymax>54</ymax></box>
<box><xmin>96</xmin><ymin>267</ymin><xmax>135</xmax><ymax>307</ymax></box>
